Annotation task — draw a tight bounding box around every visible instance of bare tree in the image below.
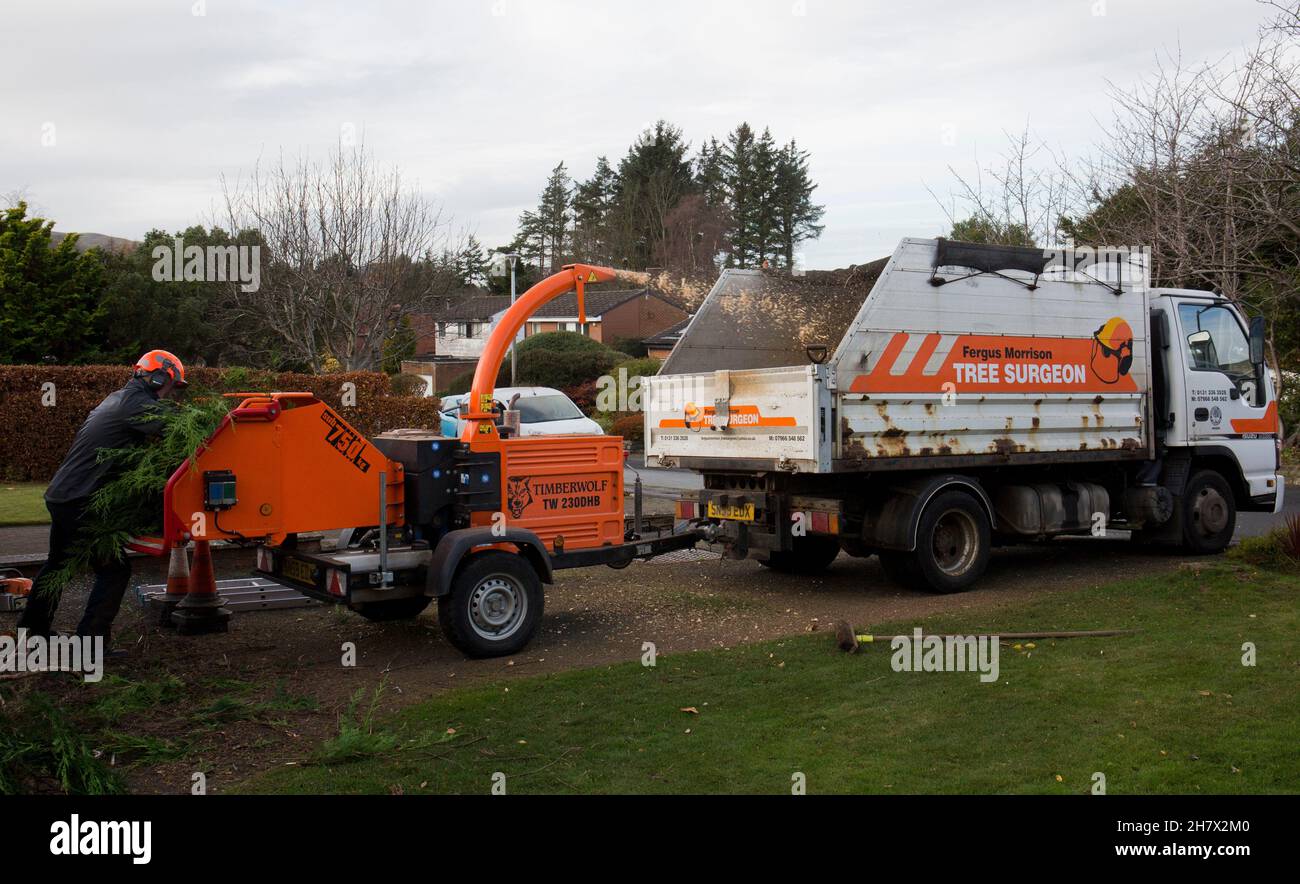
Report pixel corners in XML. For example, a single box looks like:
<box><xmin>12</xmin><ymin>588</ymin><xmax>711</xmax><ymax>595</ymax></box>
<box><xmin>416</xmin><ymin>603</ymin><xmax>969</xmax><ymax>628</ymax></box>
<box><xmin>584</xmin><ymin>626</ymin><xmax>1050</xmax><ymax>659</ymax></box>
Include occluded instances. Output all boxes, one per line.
<box><xmin>218</xmin><ymin>143</ymin><xmax>454</xmax><ymax>371</ymax></box>
<box><xmin>928</xmin><ymin>125</ymin><xmax>1074</xmax><ymax>247</ymax></box>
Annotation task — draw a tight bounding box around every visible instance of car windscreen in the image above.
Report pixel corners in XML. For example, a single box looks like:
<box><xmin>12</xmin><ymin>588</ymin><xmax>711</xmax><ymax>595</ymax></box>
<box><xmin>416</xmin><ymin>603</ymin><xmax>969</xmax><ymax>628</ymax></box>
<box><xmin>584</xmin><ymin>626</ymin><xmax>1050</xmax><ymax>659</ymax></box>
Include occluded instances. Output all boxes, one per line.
<box><xmin>515</xmin><ymin>394</ymin><xmax>583</xmax><ymax>423</ymax></box>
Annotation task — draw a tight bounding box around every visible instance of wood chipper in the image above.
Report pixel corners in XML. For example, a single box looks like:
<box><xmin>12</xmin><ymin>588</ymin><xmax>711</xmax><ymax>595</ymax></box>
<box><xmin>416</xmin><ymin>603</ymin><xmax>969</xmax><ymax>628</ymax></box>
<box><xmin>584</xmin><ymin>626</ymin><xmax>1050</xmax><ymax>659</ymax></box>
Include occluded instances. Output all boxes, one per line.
<box><xmin>156</xmin><ymin>264</ymin><xmax>700</xmax><ymax>656</ymax></box>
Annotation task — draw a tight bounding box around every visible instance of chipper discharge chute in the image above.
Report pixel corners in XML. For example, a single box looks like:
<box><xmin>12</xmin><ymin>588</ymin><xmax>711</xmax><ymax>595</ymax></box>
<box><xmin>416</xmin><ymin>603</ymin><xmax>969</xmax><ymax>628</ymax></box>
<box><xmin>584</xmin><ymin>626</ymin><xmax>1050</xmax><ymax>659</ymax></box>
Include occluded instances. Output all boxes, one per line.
<box><xmin>159</xmin><ymin>263</ymin><xmax>701</xmax><ymax>657</ymax></box>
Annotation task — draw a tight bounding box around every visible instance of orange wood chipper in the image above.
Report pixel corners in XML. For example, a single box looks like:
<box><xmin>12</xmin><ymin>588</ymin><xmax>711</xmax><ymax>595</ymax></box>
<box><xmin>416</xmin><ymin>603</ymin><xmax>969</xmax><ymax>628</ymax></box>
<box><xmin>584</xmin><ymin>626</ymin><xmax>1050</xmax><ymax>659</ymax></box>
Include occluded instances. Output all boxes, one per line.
<box><xmin>156</xmin><ymin>264</ymin><xmax>700</xmax><ymax>656</ymax></box>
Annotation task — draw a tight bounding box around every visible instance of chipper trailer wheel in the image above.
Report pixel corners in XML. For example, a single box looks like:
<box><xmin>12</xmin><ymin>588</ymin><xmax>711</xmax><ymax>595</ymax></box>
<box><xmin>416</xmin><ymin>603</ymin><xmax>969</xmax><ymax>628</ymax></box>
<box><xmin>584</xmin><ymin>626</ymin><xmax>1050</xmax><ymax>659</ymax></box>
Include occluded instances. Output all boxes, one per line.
<box><xmin>437</xmin><ymin>551</ymin><xmax>544</xmax><ymax>658</ymax></box>
<box><xmin>879</xmin><ymin>490</ymin><xmax>990</xmax><ymax>594</ymax></box>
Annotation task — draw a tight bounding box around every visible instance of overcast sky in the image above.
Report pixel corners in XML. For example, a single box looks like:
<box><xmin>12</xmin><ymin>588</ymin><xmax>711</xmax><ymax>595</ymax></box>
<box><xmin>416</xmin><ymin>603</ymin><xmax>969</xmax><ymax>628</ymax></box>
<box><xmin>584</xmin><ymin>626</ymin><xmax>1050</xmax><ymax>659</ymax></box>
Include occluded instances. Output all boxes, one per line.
<box><xmin>0</xmin><ymin>0</ymin><xmax>1280</xmax><ymax>269</ymax></box>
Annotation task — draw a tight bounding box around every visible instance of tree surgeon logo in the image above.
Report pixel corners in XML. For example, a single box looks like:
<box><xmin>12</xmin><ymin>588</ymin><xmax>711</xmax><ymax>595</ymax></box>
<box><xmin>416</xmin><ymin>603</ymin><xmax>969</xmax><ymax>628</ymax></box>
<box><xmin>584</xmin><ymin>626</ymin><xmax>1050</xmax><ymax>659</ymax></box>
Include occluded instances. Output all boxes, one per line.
<box><xmin>320</xmin><ymin>409</ymin><xmax>371</xmax><ymax>473</ymax></box>
<box><xmin>507</xmin><ymin>476</ymin><xmax>533</xmax><ymax>518</ymax></box>
<box><xmin>1090</xmin><ymin>317</ymin><xmax>1134</xmax><ymax>384</ymax></box>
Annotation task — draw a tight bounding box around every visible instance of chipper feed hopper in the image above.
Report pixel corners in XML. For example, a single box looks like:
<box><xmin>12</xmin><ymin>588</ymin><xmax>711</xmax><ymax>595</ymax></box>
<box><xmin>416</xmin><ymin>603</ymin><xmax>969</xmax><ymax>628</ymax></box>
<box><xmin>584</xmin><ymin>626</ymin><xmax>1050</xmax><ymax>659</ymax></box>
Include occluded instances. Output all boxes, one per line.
<box><xmin>158</xmin><ymin>264</ymin><xmax>699</xmax><ymax>657</ymax></box>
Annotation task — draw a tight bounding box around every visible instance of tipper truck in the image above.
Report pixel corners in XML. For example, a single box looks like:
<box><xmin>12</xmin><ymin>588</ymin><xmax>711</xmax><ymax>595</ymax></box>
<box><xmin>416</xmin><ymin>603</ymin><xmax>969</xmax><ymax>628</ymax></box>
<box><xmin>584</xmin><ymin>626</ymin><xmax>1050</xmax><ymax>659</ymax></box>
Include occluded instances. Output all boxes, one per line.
<box><xmin>645</xmin><ymin>238</ymin><xmax>1285</xmax><ymax>593</ymax></box>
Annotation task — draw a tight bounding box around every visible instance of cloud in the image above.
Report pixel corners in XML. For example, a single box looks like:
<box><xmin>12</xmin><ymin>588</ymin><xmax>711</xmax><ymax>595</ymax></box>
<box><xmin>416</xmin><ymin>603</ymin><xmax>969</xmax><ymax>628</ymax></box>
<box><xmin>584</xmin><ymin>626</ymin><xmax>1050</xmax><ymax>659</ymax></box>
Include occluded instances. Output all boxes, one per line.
<box><xmin>0</xmin><ymin>0</ymin><xmax>1276</xmax><ymax>267</ymax></box>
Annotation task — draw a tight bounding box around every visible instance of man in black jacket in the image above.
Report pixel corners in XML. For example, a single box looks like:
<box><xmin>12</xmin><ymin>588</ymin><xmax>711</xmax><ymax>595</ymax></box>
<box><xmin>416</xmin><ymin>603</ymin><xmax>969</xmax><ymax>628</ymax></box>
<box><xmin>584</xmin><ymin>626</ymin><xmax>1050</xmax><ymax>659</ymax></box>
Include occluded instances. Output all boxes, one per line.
<box><xmin>19</xmin><ymin>350</ymin><xmax>189</xmax><ymax>643</ymax></box>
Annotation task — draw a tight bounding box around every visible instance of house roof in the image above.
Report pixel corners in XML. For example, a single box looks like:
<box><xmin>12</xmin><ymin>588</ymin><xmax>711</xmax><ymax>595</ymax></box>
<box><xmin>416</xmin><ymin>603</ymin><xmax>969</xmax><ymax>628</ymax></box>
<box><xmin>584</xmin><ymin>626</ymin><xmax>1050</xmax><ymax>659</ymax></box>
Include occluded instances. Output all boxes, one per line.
<box><xmin>528</xmin><ymin>288</ymin><xmax>662</xmax><ymax>319</ymax></box>
<box><xmin>428</xmin><ymin>295</ymin><xmax>511</xmax><ymax>321</ymax></box>
<box><xmin>642</xmin><ymin>316</ymin><xmax>692</xmax><ymax>347</ymax></box>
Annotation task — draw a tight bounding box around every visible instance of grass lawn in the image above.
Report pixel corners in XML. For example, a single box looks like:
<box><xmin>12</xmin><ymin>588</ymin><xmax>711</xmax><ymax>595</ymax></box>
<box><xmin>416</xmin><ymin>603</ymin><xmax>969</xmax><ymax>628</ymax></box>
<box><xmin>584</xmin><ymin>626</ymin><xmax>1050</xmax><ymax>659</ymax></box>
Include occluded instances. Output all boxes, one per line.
<box><xmin>0</xmin><ymin>483</ymin><xmax>48</xmax><ymax>526</ymax></box>
<box><xmin>239</xmin><ymin>561</ymin><xmax>1300</xmax><ymax>795</ymax></box>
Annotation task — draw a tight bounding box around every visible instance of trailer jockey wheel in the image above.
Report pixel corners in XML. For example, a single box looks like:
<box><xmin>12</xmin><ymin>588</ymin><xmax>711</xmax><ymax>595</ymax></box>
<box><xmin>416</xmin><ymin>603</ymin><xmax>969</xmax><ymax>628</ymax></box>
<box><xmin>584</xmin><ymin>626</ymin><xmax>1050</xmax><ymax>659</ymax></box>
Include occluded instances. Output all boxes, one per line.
<box><xmin>438</xmin><ymin>551</ymin><xmax>544</xmax><ymax>658</ymax></box>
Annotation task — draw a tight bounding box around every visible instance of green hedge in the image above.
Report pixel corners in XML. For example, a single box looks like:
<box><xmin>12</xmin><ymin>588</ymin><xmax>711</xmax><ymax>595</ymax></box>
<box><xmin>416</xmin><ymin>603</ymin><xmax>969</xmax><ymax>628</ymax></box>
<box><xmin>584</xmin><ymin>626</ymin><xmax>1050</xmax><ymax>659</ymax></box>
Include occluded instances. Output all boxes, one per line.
<box><xmin>0</xmin><ymin>365</ymin><xmax>440</xmax><ymax>481</ymax></box>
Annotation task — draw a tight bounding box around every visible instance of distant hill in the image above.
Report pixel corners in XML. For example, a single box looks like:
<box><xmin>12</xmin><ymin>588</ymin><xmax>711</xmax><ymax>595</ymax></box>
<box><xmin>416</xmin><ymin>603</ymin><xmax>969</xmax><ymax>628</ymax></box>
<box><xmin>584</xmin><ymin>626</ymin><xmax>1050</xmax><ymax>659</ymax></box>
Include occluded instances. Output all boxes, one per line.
<box><xmin>50</xmin><ymin>231</ymin><xmax>139</xmax><ymax>254</ymax></box>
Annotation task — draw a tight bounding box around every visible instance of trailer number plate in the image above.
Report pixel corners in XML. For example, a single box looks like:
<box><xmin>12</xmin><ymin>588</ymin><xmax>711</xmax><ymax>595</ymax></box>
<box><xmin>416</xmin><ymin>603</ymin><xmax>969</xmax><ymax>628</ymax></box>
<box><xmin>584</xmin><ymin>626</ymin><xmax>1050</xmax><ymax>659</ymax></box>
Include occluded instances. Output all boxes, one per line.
<box><xmin>707</xmin><ymin>502</ymin><xmax>755</xmax><ymax>521</ymax></box>
<box><xmin>281</xmin><ymin>558</ymin><xmax>317</xmax><ymax>586</ymax></box>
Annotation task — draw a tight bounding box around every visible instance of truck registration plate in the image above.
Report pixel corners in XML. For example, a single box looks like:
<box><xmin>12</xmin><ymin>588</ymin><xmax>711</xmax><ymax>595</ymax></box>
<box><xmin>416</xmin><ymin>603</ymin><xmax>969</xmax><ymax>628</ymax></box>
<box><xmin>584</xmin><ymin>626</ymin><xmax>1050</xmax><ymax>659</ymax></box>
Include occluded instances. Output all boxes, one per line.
<box><xmin>281</xmin><ymin>557</ymin><xmax>317</xmax><ymax>586</ymax></box>
<box><xmin>707</xmin><ymin>501</ymin><xmax>755</xmax><ymax>521</ymax></box>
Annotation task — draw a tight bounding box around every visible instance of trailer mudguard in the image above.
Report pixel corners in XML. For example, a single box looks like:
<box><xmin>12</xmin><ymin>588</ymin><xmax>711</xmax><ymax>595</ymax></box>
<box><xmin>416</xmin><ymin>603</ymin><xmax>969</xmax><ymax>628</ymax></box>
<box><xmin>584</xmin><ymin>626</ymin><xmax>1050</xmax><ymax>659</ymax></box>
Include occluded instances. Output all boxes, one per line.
<box><xmin>427</xmin><ymin>527</ymin><xmax>554</xmax><ymax>597</ymax></box>
<box><xmin>861</xmin><ymin>473</ymin><xmax>995</xmax><ymax>551</ymax></box>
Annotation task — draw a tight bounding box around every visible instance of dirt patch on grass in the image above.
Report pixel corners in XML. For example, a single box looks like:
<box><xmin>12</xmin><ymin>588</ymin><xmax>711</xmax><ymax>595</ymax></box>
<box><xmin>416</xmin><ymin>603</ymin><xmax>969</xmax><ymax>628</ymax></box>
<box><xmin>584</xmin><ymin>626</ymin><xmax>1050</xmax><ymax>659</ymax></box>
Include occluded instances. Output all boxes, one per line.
<box><xmin>1</xmin><ymin>537</ymin><xmax>1186</xmax><ymax>793</ymax></box>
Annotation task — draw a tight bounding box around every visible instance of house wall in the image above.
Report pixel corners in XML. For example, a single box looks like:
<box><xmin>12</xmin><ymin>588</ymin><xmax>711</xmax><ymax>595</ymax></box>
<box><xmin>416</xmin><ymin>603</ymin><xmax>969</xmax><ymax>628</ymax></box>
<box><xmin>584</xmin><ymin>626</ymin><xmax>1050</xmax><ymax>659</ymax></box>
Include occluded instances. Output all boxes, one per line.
<box><xmin>408</xmin><ymin>315</ymin><xmax>438</xmax><ymax>356</ymax></box>
<box><xmin>599</xmin><ymin>294</ymin><xmax>688</xmax><ymax>348</ymax></box>
<box><xmin>435</xmin><ymin>320</ymin><xmax>493</xmax><ymax>359</ymax></box>
<box><xmin>401</xmin><ymin>359</ymin><xmax>479</xmax><ymax>395</ymax></box>
<box><xmin>525</xmin><ymin>320</ymin><xmax>599</xmax><ymax>340</ymax></box>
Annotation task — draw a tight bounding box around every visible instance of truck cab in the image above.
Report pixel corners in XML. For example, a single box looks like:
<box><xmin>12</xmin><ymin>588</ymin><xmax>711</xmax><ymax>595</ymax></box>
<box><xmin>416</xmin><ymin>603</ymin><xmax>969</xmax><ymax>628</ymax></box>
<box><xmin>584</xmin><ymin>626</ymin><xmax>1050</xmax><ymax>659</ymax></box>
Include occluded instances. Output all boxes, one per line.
<box><xmin>1151</xmin><ymin>290</ymin><xmax>1283</xmax><ymax>512</ymax></box>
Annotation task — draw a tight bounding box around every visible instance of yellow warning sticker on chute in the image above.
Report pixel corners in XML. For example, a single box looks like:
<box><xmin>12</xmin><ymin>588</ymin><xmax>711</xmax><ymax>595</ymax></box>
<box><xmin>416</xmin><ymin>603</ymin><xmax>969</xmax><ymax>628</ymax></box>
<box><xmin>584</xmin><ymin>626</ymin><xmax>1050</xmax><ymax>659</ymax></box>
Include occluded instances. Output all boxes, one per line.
<box><xmin>587</xmin><ymin>271</ymin><xmax>598</xmax><ymax>282</ymax></box>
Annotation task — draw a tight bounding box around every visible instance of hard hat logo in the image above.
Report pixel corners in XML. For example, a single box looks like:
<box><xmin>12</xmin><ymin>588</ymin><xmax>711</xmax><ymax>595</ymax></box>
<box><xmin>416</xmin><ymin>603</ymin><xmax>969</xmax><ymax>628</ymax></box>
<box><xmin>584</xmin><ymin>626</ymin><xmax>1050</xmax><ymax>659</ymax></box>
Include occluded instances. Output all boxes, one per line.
<box><xmin>135</xmin><ymin>349</ymin><xmax>189</xmax><ymax>389</ymax></box>
<box><xmin>1090</xmin><ymin>317</ymin><xmax>1133</xmax><ymax>384</ymax></box>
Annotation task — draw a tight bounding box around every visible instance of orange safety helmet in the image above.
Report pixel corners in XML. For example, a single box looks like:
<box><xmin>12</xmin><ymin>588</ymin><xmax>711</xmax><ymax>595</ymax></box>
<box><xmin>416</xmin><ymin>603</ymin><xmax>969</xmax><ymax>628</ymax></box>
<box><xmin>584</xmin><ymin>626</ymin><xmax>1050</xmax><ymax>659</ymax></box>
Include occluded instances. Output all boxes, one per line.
<box><xmin>134</xmin><ymin>349</ymin><xmax>189</xmax><ymax>390</ymax></box>
<box><xmin>1090</xmin><ymin>317</ymin><xmax>1134</xmax><ymax>384</ymax></box>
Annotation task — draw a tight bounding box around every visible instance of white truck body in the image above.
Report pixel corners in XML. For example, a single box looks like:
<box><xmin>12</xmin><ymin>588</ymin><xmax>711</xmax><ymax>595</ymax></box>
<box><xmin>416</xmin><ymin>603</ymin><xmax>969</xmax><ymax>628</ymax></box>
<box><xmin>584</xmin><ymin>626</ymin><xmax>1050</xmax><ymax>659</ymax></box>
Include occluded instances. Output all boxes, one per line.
<box><xmin>643</xmin><ymin>238</ymin><xmax>1281</xmax><ymax>591</ymax></box>
<box><xmin>646</xmin><ymin>238</ymin><xmax>1280</xmax><ymax>510</ymax></box>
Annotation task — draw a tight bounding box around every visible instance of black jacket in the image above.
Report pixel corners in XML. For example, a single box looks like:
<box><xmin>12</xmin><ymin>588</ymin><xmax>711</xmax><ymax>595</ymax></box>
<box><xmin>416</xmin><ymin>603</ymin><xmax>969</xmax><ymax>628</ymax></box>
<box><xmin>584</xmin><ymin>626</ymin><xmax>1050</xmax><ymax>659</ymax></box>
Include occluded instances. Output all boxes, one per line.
<box><xmin>45</xmin><ymin>377</ymin><xmax>169</xmax><ymax>504</ymax></box>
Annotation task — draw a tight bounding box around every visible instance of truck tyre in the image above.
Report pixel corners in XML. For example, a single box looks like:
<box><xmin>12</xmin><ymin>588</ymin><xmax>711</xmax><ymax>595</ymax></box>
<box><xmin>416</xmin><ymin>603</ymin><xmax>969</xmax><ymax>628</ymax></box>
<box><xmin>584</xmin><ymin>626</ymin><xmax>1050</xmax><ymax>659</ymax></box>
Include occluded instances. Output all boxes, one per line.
<box><xmin>898</xmin><ymin>490</ymin><xmax>991</xmax><ymax>594</ymax></box>
<box><xmin>759</xmin><ymin>535</ymin><xmax>841</xmax><ymax>574</ymax></box>
<box><xmin>351</xmin><ymin>596</ymin><xmax>431</xmax><ymax>622</ymax></box>
<box><xmin>437</xmin><ymin>551</ymin><xmax>544</xmax><ymax>658</ymax></box>
<box><xmin>1180</xmin><ymin>470</ymin><xmax>1236</xmax><ymax>555</ymax></box>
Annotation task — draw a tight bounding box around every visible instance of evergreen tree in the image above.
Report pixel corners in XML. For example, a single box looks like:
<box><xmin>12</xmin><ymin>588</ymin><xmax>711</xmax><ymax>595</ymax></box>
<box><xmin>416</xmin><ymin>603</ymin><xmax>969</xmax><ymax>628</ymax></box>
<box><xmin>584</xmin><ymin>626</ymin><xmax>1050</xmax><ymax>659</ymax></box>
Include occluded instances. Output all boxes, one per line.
<box><xmin>0</xmin><ymin>203</ymin><xmax>105</xmax><ymax>364</ymax></box>
<box><xmin>454</xmin><ymin>234</ymin><xmax>490</xmax><ymax>286</ymax></box>
<box><xmin>695</xmin><ymin>138</ymin><xmax>728</xmax><ymax>209</ymax></box>
<box><xmin>611</xmin><ymin>120</ymin><xmax>695</xmax><ymax>268</ymax></box>
<box><xmin>750</xmin><ymin>128</ymin><xmax>779</xmax><ymax>266</ymax></box>
<box><xmin>722</xmin><ymin>123</ymin><xmax>759</xmax><ymax>267</ymax></box>
<box><xmin>572</xmin><ymin>156</ymin><xmax>618</xmax><ymax>261</ymax></box>
<box><xmin>536</xmin><ymin>162</ymin><xmax>571</xmax><ymax>271</ymax></box>
<box><xmin>771</xmin><ymin>139</ymin><xmax>826</xmax><ymax>269</ymax></box>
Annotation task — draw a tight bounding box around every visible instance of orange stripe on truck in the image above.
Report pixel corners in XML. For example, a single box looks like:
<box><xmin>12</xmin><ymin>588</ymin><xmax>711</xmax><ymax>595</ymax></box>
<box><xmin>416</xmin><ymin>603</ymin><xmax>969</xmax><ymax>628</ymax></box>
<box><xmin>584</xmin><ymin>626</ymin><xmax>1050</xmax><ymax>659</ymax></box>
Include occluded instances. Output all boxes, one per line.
<box><xmin>659</xmin><ymin>404</ymin><xmax>797</xmax><ymax>429</ymax></box>
<box><xmin>1230</xmin><ymin>402</ymin><xmax>1279</xmax><ymax>434</ymax></box>
<box><xmin>849</xmin><ymin>332</ymin><xmax>1140</xmax><ymax>394</ymax></box>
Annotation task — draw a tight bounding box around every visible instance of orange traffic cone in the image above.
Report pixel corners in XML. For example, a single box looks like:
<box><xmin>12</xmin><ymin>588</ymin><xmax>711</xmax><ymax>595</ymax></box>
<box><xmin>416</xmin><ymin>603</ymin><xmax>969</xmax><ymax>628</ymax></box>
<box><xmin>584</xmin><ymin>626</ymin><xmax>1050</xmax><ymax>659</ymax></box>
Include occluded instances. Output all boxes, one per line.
<box><xmin>171</xmin><ymin>540</ymin><xmax>231</xmax><ymax>635</ymax></box>
<box><xmin>159</xmin><ymin>544</ymin><xmax>190</xmax><ymax>626</ymax></box>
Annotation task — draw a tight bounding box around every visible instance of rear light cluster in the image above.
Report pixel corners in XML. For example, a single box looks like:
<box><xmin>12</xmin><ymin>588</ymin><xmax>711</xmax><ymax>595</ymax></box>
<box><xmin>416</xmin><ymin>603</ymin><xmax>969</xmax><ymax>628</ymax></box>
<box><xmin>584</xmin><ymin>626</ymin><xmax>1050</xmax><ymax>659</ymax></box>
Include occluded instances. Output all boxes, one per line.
<box><xmin>676</xmin><ymin>499</ymin><xmax>700</xmax><ymax>519</ymax></box>
<box><xmin>808</xmin><ymin>511</ymin><xmax>840</xmax><ymax>535</ymax></box>
<box><xmin>327</xmin><ymin>569</ymin><xmax>347</xmax><ymax>597</ymax></box>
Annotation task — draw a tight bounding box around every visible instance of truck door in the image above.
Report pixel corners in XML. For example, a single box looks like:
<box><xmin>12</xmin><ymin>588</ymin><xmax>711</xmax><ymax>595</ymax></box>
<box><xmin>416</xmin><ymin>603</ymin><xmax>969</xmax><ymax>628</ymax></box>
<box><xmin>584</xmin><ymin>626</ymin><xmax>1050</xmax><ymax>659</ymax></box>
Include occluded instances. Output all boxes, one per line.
<box><xmin>1172</xmin><ymin>298</ymin><xmax>1279</xmax><ymax>501</ymax></box>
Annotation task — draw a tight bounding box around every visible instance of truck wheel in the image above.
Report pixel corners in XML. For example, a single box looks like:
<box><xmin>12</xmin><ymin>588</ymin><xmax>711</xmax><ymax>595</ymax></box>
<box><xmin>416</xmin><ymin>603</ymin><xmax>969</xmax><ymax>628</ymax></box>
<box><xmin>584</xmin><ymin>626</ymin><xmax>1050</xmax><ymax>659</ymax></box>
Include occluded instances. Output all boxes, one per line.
<box><xmin>908</xmin><ymin>490</ymin><xmax>991</xmax><ymax>594</ymax></box>
<box><xmin>1180</xmin><ymin>470</ymin><xmax>1236</xmax><ymax>555</ymax></box>
<box><xmin>351</xmin><ymin>596</ymin><xmax>431</xmax><ymax>622</ymax></box>
<box><xmin>759</xmin><ymin>535</ymin><xmax>841</xmax><ymax>574</ymax></box>
<box><xmin>437</xmin><ymin>551</ymin><xmax>543</xmax><ymax>658</ymax></box>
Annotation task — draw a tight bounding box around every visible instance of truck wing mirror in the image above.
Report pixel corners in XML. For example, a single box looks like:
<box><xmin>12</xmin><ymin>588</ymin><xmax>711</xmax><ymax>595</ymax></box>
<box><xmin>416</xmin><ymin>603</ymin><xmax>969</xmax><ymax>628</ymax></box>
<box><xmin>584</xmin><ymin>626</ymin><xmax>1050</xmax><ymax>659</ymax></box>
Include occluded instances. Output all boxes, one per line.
<box><xmin>1249</xmin><ymin>315</ymin><xmax>1266</xmax><ymax>365</ymax></box>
